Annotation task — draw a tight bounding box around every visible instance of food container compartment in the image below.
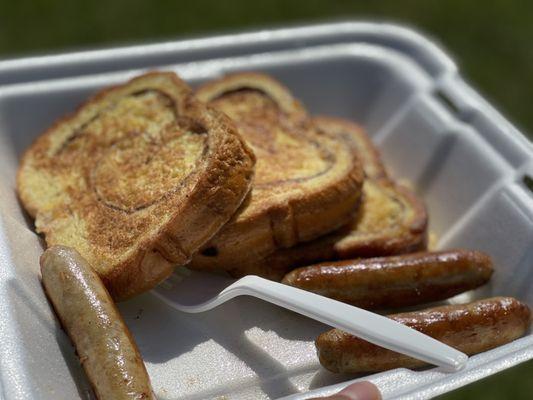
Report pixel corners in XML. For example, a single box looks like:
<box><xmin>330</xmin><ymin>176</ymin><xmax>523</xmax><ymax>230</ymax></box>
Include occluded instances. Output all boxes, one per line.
<box><xmin>0</xmin><ymin>22</ymin><xmax>531</xmax><ymax>400</ymax></box>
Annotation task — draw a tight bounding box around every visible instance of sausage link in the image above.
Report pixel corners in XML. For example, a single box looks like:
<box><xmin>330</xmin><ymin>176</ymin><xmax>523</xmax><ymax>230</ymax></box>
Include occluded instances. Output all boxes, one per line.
<box><xmin>282</xmin><ymin>250</ymin><xmax>493</xmax><ymax>309</ymax></box>
<box><xmin>316</xmin><ymin>297</ymin><xmax>531</xmax><ymax>373</ymax></box>
<box><xmin>40</xmin><ymin>246</ymin><xmax>155</xmax><ymax>400</ymax></box>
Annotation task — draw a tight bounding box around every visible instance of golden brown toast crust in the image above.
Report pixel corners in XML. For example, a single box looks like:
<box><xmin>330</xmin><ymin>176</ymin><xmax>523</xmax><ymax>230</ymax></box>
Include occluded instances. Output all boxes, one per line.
<box><xmin>219</xmin><ymin>116</ymin><xmax>427</xmax><ymax>280</ymax></box>
<box><xmin>17</xmin><ymin>71</ymin><xmax>255</xmax><ymax>300</ymax></box>
<box><xmin>188</xmin><ymin>73</ymin><xmax>364</xmax><ymax>275</ymax></box>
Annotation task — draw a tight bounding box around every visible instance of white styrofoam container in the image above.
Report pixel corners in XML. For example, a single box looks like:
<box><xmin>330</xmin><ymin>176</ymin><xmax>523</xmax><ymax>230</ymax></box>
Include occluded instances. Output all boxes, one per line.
<box><xmin>0</xmin><ymin>22</ymin><xmax>532</xmax><ymax>399</ymax></box>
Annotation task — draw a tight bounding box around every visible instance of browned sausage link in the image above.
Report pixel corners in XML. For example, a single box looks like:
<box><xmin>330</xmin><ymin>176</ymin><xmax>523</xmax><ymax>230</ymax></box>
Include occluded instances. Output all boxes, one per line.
<box><xmin>40</xmin><ymin>246</ymin><xmax>155</xmax><ymax>400</ymax></box>
<box><xmin>282</xmin><ymin>250</ymin><xmax>493</xmax><ymax>309</ymax></box>
<box><xmin>316</xmin><ymin>297</ymin><xmax>531</xmax><ymax>373</ymax></box>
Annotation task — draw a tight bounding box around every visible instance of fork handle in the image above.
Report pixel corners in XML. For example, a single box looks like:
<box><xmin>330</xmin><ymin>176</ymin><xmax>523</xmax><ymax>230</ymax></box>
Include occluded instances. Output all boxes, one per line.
<box><xmin>227</xmin><ymin>276</ymin><xmax>467</xmax><ymax>371</ymax></box>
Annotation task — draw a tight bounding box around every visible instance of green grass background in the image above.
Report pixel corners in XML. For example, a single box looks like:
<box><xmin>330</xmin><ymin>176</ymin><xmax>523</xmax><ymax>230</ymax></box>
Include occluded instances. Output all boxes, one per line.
<box><xmin>1</xmin><ymin>1</ymin><xmax>531</xmax><ymax>399</ymax></box>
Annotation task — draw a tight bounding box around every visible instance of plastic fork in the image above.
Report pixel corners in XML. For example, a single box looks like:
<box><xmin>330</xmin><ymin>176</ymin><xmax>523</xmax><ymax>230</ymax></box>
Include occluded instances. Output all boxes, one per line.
<box><xmin>153</xmin><ymin>268</ymin><xmax>468</xmax><ymax>371</ymax></box>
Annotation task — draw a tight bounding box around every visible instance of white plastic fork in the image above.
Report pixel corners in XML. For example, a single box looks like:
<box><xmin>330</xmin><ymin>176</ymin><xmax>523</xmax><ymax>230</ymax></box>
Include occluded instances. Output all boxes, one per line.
<box><xmin>153</xmin><ymin>268</ymin><xmax>468</xmax><ymax>371</ymax></box>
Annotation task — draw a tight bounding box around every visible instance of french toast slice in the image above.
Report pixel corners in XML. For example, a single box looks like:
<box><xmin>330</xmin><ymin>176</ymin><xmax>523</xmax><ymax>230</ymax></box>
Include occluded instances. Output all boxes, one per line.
<box><xmin>188</xmin><ymin>73</ymin><xmax>364</xmax><ymax>275</ymax></box>
<box><xmin>211</xmin><ymin>116</ymin><xmax>427</xmax><ymax>280</ymax></box>
<box><xmin>17</xmin><ymin>71</ymin><xmax>255</xmax><ymax>300</ymax></box>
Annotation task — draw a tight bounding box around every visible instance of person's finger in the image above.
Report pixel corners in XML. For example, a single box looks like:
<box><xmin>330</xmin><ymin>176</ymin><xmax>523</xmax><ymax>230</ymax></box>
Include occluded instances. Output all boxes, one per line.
<box><xmin>337</xmin><ymin>381</ymin><xmax>381</xmax><ymax>400</ymax></box>
<box><xmin>310</xmin><ymin>381</ymin><xmax>381</xmax><ymax>400</ymax></box>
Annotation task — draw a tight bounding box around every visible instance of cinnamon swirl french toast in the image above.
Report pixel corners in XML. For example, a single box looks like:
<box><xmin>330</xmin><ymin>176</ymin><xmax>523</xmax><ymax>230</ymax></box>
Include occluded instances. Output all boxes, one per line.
<box><xmin>189</xmin><ymin>73</ymin><xmax>365</xmax><ymax>276</ymax></box>
<box><xmin>17</xmin><ymin>71</ymin><xmax>255</xmax><ymax>300</ymax></box>
<box><xmin>193</xmin><ymin>114</ymin><xmax>426</xmax><ymax>280</ymax></box>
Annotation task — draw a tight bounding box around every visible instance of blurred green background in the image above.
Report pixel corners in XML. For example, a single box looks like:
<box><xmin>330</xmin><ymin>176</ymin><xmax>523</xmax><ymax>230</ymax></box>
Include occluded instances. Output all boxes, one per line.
<box><xmin>1</xmin><ymin>1</ymin><xmax>531</xmax><ymax>399</ymax></box>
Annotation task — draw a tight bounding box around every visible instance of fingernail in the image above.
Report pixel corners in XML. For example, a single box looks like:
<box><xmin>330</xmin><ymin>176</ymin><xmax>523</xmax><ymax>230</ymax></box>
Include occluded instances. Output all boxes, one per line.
<box><xmin>338</xmin><ymin>381</ymin><xmax>382</xmax><ymax>400</ymax></box>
